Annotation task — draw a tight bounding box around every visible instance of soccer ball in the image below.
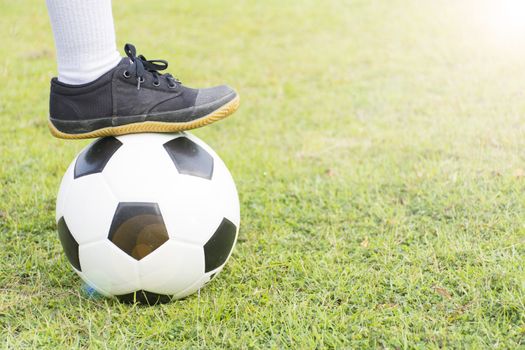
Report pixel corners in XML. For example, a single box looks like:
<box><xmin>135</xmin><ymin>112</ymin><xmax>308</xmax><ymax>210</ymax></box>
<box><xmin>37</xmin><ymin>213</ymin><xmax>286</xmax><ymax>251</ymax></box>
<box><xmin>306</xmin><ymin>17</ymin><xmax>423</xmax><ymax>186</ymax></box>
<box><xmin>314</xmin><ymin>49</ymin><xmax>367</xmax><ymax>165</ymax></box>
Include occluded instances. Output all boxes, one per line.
<box><xmin>55</xmin><ymin>133</ymin><xmax>240</xmax><ymax>304</ymax></box>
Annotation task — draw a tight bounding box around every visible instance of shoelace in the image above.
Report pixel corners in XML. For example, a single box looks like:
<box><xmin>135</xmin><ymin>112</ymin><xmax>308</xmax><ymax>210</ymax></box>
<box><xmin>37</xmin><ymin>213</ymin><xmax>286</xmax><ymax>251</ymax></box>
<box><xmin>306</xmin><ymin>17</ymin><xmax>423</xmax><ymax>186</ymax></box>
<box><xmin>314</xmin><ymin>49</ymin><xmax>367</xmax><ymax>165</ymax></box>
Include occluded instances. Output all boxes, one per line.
<box><xmin>124</xmin><ymin>43</ymin><xmax>181</xmax><ymax>90</ymax></box>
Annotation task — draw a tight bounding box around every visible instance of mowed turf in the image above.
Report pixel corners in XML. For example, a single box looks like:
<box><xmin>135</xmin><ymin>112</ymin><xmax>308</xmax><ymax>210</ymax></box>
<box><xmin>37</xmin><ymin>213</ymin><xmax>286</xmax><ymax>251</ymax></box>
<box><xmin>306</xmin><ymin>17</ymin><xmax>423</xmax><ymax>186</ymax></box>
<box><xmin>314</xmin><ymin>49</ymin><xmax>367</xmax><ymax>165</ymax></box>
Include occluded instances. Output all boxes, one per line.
<box><xmin>1</xmin><ymin>0</ymin><xmax>524</xmax><ymax>348</ymax></box>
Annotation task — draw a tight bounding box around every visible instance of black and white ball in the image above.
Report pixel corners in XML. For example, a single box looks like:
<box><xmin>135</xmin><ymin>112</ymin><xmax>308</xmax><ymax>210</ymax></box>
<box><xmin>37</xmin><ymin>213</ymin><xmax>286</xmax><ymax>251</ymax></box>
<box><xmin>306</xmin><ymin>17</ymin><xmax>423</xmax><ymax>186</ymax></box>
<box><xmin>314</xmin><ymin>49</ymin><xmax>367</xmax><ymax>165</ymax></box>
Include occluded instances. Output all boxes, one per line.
<box><xmin>55</xmin><ymin>133</ymin><xmax>240</xmax><ymax>304</ymax></box>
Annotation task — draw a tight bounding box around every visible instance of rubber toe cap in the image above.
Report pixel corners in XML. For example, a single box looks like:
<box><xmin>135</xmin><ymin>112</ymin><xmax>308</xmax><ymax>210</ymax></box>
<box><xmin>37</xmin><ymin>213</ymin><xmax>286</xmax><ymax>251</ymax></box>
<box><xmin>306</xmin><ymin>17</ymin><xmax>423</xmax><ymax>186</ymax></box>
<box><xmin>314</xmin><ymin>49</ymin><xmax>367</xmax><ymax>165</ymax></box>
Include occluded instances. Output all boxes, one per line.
<box><xmin>195</xmin><ymin>85</ymin><xmax>236</xmax><ymax>106</ymax></box>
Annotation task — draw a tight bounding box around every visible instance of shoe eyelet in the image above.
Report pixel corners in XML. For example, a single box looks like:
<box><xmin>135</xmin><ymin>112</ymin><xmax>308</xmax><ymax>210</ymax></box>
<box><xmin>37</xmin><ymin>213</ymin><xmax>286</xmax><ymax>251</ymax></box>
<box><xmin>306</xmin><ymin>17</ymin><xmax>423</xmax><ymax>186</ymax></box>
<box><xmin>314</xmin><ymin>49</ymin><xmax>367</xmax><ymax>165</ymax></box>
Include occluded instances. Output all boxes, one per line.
<box><xmin>153</xmin><ymin>81</ymin><xmax>160</xmax><ymax>87</ymax></box>
<box><xmin>168</xmin><ymin>83</ymin><xmax>176</xmax><ymax>89</ymax></box>
<box><xmin>123</xmin><ymin>70</ymin><xmax>131</xmax><ymax>79</ymax></box>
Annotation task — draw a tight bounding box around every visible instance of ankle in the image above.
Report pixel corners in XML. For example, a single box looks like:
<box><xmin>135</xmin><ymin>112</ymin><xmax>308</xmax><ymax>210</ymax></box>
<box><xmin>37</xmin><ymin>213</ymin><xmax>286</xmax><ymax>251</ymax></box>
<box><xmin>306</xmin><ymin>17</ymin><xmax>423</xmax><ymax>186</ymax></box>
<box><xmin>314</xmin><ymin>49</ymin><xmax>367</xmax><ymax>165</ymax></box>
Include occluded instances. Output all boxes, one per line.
<box><xmin>57</xmin><ymin>51</ymin><xmax>122</xmax><ymax>85</ymax></box>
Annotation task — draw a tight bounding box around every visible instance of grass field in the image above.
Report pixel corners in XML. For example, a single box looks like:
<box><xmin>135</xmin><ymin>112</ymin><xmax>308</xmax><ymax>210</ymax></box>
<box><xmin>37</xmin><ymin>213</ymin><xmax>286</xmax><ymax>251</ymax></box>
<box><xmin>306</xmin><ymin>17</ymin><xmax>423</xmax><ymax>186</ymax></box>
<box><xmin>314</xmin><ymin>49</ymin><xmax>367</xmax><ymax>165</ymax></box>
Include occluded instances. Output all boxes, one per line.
<box><xmin>1</xmin><ymin>0</ymin><xmax>525</xmax><ymax>348</ymax></box>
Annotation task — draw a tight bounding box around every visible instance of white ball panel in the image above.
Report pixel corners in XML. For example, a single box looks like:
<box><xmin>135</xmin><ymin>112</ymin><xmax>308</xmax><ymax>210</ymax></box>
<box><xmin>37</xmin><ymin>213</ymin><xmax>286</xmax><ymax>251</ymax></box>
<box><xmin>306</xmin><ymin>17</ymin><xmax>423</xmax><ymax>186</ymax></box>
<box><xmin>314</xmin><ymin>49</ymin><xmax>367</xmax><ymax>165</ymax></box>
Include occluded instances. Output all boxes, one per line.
<box><xmin>207</xmin><ymin>268</ymin><xmax>223</xmax><ymax>277</ymax></box>
<box><xmin>159</xmin><ymin>176</ymin><xmax>223</xmax><ymax>245</ymax></box>
<box><xmin>173</xmin><ymin>274</ymin><xmax>209</xmax><ymax>300</ymax></box>
<box><xmin>79</xmin><ymin>241</ymin><xmax>140</xmax><ymax>295</ymax></box>
<box><xmin>56</xmin><ymin>160</ymin><xmax>75</xmax><ymax>223</ymax></box>
<box><xmin>138</xmin><ymin>240</ymin><xmax>204</xmax><ymax>295</ymax></box>
<box><xmin>116</xmin><ymin>133</ymin><xmax>178</xmax><ymax>147</ymax></box>
<box><xmin>210</xmin><ymin>157</ymin><xmax>240</xmax><ymax>227</ymax></box>
<box><xmin>76</xmin><ymin>271</ymin><xmax>112</xmax><ymax>297</ymax></box>
<box><xmin>102</xmin><ymin>141</ymin><xmax>180</xmax><ymax>202</ymax></box>
<box><xmin>62</xmin><ymin>174</ymin><xmax>119</xmax><ymax>245</ymax></box>
<box><xmin>184</xmin><ymin>132</ymin><xmax>240</xmax><ymax>226</ymax></box>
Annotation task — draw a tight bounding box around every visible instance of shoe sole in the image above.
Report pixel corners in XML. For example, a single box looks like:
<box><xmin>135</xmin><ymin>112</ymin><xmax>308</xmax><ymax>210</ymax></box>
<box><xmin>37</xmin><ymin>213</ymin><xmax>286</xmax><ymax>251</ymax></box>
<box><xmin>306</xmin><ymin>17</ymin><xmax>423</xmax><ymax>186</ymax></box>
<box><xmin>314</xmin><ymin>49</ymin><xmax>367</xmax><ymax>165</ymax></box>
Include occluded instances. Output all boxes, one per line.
<box><xmin>48</xmin><ymin>94</ymin><xmax>240</xmax><ymax>139</ymax></box>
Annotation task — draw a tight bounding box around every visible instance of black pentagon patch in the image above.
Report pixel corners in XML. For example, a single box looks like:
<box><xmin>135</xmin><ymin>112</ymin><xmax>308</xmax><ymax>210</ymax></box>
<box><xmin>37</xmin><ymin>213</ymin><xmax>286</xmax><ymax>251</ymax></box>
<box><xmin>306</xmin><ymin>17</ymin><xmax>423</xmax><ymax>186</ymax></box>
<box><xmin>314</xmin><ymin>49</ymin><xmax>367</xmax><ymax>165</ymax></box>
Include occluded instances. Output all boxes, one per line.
<box><xmin>163</xmin><ymin>136</ymin><xmax>214</xmax><ymax>179</ymax></box>
<box><xmin>116</xmin><ymin>290</ymin><xmax>172</xmax><ymax>305</ymax></box>
<box><xmin>108</xmin><ymin>202</ymin><xmax>169</xmax><ymax>260</ymax></box>
<box><xmin>204</xmin><ymin>218</ymin><xmax>237</xmax><ymax>273</ymax></box>
<box><xmin>57</xmin><ymin>217</ymin><xmax>81</xmax><ymax>271</ymax></box>
<box><xmin>74</xmin><ymin>137</ymin><xmax>122</xmax><ymax>179</ymax></box>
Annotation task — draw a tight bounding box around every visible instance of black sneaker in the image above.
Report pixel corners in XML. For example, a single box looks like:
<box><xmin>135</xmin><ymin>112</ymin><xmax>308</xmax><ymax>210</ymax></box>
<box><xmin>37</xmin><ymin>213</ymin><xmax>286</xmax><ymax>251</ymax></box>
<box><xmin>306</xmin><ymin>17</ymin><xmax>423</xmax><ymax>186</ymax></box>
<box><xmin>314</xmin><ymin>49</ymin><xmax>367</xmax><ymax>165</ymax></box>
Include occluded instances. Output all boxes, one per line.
<box><xmin>48</xmin><ymin>44</ymin><xmax>240</xmax><ymax>139</ymax></box>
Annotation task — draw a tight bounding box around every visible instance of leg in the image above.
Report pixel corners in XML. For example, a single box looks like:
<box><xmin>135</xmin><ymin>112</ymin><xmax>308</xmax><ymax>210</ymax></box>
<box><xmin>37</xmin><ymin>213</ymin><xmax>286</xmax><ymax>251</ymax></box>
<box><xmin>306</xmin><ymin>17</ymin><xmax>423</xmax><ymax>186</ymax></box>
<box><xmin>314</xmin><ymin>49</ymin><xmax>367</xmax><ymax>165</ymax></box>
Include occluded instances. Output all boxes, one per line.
<box><xmin>46</xmin><ymin>0</ymin><xmax>121</xmax><ymax>84</ymax></box>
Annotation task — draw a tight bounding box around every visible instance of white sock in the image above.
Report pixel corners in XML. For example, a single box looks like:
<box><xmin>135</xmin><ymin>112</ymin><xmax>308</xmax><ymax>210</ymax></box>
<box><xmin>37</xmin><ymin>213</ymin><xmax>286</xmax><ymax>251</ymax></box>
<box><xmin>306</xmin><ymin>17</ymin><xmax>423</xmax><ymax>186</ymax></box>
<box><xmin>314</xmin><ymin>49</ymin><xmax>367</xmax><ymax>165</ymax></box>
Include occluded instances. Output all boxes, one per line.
<box><xmin>46</xmin><ymin>0</ymin><xmax>122</xmax><ymax>85</ymax></box>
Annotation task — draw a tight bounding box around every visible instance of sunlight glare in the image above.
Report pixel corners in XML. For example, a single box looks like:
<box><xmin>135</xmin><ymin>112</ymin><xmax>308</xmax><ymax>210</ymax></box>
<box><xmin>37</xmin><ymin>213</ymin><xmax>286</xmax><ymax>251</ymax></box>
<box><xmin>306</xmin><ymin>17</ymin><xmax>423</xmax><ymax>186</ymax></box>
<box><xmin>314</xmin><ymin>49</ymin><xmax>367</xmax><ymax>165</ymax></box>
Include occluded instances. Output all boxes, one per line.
<box><xmin>486</xmin><ymin>0</ymin><xmax>525</xmax><ymax>41</ymax></box>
